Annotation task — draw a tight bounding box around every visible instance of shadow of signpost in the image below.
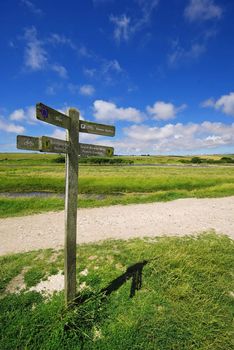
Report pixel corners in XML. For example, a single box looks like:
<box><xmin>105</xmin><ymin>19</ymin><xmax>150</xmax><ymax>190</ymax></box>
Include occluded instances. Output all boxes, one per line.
<box><xmin>101</xmin><ymin>260</ymin><xmax>148</xmax><ymax>298</ymax></box>
<box><xmin>65</xmin><ymin>260</ymin><xmax>149</xmax><ymax>347</ymax></box>
<box><xmin>74</xmin><ymin>260</ymin><xmax>148</xmax><ymax>306</ymax></box>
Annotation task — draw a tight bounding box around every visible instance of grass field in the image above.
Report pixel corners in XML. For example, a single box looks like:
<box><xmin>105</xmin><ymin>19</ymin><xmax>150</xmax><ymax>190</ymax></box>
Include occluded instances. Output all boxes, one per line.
<box><xmin>0</xmin><ymin>153</ymin><xmax>234</xmax><ymax>217</ymax></box>
<box><xmin>0</xmin><ymin>233</ymin><xmax>233</xmax><ymax>349</ymax></box>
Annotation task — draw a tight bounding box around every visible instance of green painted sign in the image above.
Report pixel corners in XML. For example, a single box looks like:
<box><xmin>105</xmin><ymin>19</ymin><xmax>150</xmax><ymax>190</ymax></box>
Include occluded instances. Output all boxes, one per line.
<box><xmin>40</xmin><ymin>136</ymin><xmax>69</xmax><ymax>154</ymax></box>
<box><xmin>17</xmin><ymin>135</ymin><xmax>40</xmax><ymax>151</ymax></box>
<box><xmin>79</xmin><ymin>120</ymin><xmax>115</xmax><ymax>137</ymax></box>
<box><xmin>36</xmin><ymin>103</ymin><xmax>71</xmax><ymax>129</ymax></box>
<box><xmin>79</xmin><ymin>143</ymin><xmax>114</xmax><ymax>157</ymax></box>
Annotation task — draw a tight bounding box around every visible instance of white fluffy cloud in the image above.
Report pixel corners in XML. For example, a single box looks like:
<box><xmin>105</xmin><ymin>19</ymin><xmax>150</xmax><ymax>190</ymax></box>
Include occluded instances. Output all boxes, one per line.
<box><xmin>9</xmin><ymin>109</ymin><xmax>25</xmax><ymax>121</ymax></box>
<box><xmin>202</xmin><ymin>92</ymin><xmax>234</xmax><ymax>116</ymax></box>
<box><xmin>147</xmin><ymin>101</ymin><xmax>186</xmax><ymax>120</ymax></box>
<box><xmin>0</xmin><ymin>119</ymin><xmax>25</xmax><ymax>134</ymax></box>
<box><xmin>93</xmin><ymin>100</ymin><xmax>145</xmax><ymax>123</ymax></box>
<box><xmin>93</xmin><ymin>100</ymin><xmax>187</xmax><ymax>123</ymax></box>
<box><xmin>9</xmin><ymin>106</ymin><xmax>36</xmax><ymax>124</ymax></box>
<box><xmin>50</xmin><ymin>128</ymin><xmax>101</xmax><ymax>144</ymax></box>
<box><xmin>110</xmin><ymin>121</ymin><xmax>234</xmax><ymax>154</ymax></box>
<box><xmin>184</xmin><ymin>0</ymin><xmax>223</xmax><ymax>22</ymax></box>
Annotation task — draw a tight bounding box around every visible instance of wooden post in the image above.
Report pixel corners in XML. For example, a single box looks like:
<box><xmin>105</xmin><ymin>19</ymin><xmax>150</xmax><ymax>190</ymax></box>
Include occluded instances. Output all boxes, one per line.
<box><xmin>64</xmin><ymin>108</ymin><xmax>79</xmax><ymax>306</ymax></box>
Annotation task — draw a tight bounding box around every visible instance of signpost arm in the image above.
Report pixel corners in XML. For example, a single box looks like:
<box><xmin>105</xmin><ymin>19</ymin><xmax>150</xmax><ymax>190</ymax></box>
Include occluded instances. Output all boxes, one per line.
<box><xmin>64</xmin><ymin>108</ymin><xmax>79</xmax><ymax>306</ymax></box>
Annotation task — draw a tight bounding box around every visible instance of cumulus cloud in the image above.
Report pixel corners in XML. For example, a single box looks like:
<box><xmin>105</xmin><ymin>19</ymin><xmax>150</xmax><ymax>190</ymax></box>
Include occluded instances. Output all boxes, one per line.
<box><xmin>93</xmin><ymin>99</ymin><xmax>187</xmax><ymax>123</ymax></box>
<box><xmin>112</xmin><ymin>121</ymin><xmax>234</xmax><ymax>154</ymax></box>
<box><xmin>9</xmin><ymin>109</ymin><xmax>25</xmax><ymax>121</ymax></box>
<box><xmin>147</xmin><ymin>101</ymin><xmax>186</xmax><ymax>120</ymax></box>
<box><xmin>0</xmin><ymin>119</ymin><xmax>25</xmax><ymax>134</ymax></box>
<box><xmin>202</xmin><ymin>92</ymin><xmax>234</xmax><ymax>116</ymax></box>
<box><xmin>184</xmin><ymin>0</ymin><xmax>223</xmax><ymax>22</ymax></box>
<box><xmin>9</xmin><ymin>106</ymin><xmax>36</xmax><ymax>124</ymax></box>
<box><xmin>50</xmin><ymin>128</ymin><xmax>101</xmax><ymax>144</ymax></box>
<box><xmin>79</xmin><ymin>85</ymin><xmax>95</xmax><ymax>96</ymax></box>
<box><xmin>50</xmin><ymin>129</ymin><xmax>66</xmax><ymax>140</ymax></box>
<box><xmin>93</xmin><ymin>100</ymin><xmax>145</xmax><ymax>123</ymax></box>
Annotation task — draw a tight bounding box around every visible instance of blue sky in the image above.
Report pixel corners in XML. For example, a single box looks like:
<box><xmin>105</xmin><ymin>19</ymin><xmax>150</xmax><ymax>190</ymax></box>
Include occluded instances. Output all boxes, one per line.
<box><xmin>0</xmin><ymin>0</ymin><xmax>234</xmax><ymax>155</ymax></box>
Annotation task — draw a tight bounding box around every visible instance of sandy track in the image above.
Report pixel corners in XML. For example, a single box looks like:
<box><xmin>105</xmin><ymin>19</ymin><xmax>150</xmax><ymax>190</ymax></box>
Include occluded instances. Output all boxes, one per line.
<box><xmin>0</xmin><ymin>197</ymin><xmax>233</xmax><ymax>255</ymax></box>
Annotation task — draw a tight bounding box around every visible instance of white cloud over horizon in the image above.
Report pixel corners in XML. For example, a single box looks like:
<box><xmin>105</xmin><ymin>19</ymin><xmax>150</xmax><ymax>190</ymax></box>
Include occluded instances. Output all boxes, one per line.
<box><xmin>2</xmin><ymin>100</ymin><xmax>234</xmax><ymax>156</ymax></box>
<box><xmin>111</xmin><ymin>121</ymin><xmax>234</xmax><ymax>154</ymax></box>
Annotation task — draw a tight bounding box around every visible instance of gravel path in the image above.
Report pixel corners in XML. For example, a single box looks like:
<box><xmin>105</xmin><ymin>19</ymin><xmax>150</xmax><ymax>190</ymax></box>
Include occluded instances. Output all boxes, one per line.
<box><xmin>0</xmin><ymin>197</ymin><xmax>233</xmax><ymax>255</ymax></box>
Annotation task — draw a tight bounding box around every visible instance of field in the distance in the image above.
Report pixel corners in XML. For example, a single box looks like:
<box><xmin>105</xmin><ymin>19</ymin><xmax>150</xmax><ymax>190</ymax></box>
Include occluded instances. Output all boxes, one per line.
<box><xmin>0</xmin><ymin>153</ymin><xmax>234</xmax><ymax>217</ymax></box>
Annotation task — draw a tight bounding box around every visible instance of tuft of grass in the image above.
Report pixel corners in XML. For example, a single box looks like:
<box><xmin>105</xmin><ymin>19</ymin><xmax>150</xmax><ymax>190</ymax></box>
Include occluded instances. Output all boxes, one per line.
<box><xmin>0</xmin><ymin>233</ymin><xmax>233</xmax><ymax>349</ymax></box>
<box><xmin>0</xmin><ymin>197</ymin><xmax>64</xmax><ymax>217</ymax></box>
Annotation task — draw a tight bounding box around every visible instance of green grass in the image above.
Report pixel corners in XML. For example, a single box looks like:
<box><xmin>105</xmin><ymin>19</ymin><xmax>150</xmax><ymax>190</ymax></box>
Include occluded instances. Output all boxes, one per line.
<box><xmin>0</xmin><ymin>154</ymin><xmax>234</xmax><ymax>217</ymax></box>
<box><xmin>0</xmin><ymin>233</ymin><xmax>233</xmax><ymax>349</ymax></box>
<box><xmin>0</xmin><ymin>197</ymin><xmax>64</xmax><ymax>217</ymax></box>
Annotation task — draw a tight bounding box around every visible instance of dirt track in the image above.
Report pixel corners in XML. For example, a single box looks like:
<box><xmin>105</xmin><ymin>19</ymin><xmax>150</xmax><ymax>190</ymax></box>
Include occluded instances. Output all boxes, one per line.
<box><xmin>0</xmin><ymin>196</ymin><xmax>233</xmax><ymax>255</ymax></box>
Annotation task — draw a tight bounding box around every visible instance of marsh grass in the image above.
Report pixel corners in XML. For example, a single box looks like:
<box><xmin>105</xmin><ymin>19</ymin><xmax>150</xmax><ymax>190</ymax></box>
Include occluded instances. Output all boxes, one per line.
<box><xmin>0</xmin><ymin>154</ymin><xmax>234</xmax><ymax>217</ymax></box>
<box><xmin>0</xmin><ymin>233</ymin><xmax>233</xmax><ymax>349</ymax></box>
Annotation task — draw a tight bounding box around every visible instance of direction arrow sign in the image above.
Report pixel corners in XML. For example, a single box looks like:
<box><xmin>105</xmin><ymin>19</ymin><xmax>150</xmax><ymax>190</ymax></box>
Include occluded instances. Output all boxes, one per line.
<box><xmin>36</xmin><ymin>103</ymin><xmax>115</xmax><ymax>136</ymax></box>
<box><xmin>40</xmin><ymin>136</ymin><xmax>69</xmax><ymax>154</ymax></box>
<box><xmin>79</xmin><ymin>120</ymin><xmax>115</xmax><ymax>137</ymax></box>
<box><xmin>36</xmin><ymin>103</ymin><xmax>71</xmax><ymax>129</ymax></box>
<box><xmin>79</xmin><ymin>143</ymin><xmax>114</xmax><ymax>157</ymax></box>
<box><xmin>17</xmin><ymin>135</ymin><xmax>40</xmax><ymax>151</ymax></box>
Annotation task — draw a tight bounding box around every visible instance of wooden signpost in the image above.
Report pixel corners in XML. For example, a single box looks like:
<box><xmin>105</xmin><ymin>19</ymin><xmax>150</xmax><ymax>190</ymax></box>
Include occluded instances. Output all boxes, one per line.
<box><xmin>17</xmin><ymin>102</ymin><xmax>115</xmax><ymax>306</ymax></box>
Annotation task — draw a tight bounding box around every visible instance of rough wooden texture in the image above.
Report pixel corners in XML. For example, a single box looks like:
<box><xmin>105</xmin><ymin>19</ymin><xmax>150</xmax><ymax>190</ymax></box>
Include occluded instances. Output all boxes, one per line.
<box><xmin>64</xmin><ymin>108</ymin><xmax>79</xmax><ymax>306</ymax></box>
<box><xmin>79</xmin><ymin>120</ymin><xmax>115</xmax><ymax>136</ymax></box>
<box><xmin>36</xmin><ymin>102</ymin><xmax>71</xmax><ymax>129</ymax></box>
<box><xmin>17</xmin><ymin>135</ymin><xmax>40</xmax><ymax>151</ymax></box>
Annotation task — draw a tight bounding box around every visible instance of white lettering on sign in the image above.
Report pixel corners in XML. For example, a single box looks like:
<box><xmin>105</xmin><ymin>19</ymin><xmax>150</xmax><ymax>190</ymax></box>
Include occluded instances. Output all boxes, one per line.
<box><xmin>24</xmin><ymin>140</ymin><xmax>35</xmax><ymax>147</ymax></box>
